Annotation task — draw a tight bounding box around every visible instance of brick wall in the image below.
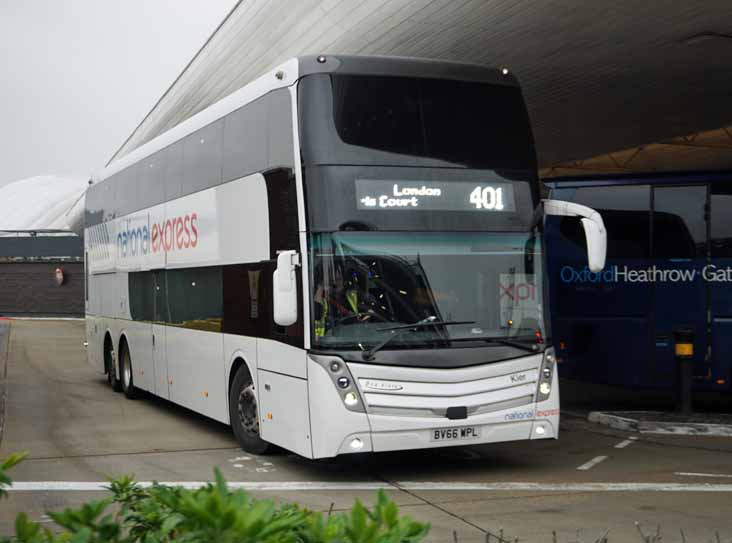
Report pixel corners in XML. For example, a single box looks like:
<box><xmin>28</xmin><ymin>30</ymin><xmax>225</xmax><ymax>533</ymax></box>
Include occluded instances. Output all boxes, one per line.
<box><xmin>0</xmin><ymin>262</ymin><xmax>84</xmax><ymax>316</ymax></box>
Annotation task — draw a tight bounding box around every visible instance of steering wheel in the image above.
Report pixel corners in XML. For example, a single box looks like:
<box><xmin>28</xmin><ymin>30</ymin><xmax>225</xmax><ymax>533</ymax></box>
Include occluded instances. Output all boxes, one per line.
<box><xmin>333</xmin><ymin>312</ymin><xmax>389</xmax><ymax>326</ymax></box>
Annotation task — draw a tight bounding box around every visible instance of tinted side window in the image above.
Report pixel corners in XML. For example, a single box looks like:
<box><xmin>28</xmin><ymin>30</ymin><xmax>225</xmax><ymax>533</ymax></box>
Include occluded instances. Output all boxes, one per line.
<box><xmin>264</xmin><ymin>169</ymin><xmax>299</xmax><ymax>258</ymax></box>
<box><xmin>222</xmin><ymin>263</ymin><xmax>270</xmax><ymax>337</ymax></box>
<box><xmin>163</xmin><ymin>141</ymin><xmax>184</xmax><ymax>201</ymax></box>
<box><xmin>652</xmin><ymin>185</ymin><xmax>706</xmax><ymax>259</ymax></box>
<box><xmin>268</xmin><ymin>89</ymin><xmax>295</xmax><ymax>169</ymax></box>
<box><xmin>560</xmin><ymin>185</ymin><xmax>651</xmax><ymax>258</ymax></box>
<box><xmin>154</xmin><ymin>272</ymin><xmax>168</xmax><ymax>322</ymax></box>
<box><xmin>183</xmin><ymin>120</ymin><xmax>223</xmax><ymax>195</ymax></box>
<box><xmin>166</xmin><ymin>267</ymin><xmax>223</xmax><ymax>331</ymax></box>
<box><xmin>129</xmin><ymin>272</ymin><xmax>154</xmax><ymax>321</ymax></box>
<box><xmin>85</xmin><ymin>182</ymin><xmax>105</xmax><ymax>227</ymax></box>
<box><xmin>222</xmin><ymin>96</ymin><xmax>268</xmax><ymax>182</ymax></box>
<box><xmin>711</xmin><ymin>184</ymin><xmax>732</xmax><ymax>258</ymax></box>
<box><xmin>138</xmin><ymin>152</ymin><xmax>165</xmax><ymax>209</ymax></box>
<box><xmin>125</xmin><ymin>264</ymin><xmax>303</xmax><ymax>347</ymax></box>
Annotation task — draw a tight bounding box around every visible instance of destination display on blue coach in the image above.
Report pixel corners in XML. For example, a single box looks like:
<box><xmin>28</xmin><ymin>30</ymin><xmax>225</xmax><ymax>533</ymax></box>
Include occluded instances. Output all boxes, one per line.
<box><xmin>355</xmin><ymin>179</ymin><xmax>516</xmax><ymax>212</ymax></box>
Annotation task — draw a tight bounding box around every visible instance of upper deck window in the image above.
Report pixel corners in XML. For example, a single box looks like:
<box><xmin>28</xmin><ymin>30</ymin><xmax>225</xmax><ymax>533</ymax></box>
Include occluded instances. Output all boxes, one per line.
<box><xmin>299</xmin><ymin>74</ymin><xmax>536</xmax><ymax>171</ymax></box>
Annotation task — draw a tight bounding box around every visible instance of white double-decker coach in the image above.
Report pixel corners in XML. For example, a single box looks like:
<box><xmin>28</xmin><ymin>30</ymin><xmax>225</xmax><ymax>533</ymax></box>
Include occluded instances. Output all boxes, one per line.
<box><xmin>85</xmin><ymin>55</ymin><xmax>606</xmax><ymax>458</ymax></box>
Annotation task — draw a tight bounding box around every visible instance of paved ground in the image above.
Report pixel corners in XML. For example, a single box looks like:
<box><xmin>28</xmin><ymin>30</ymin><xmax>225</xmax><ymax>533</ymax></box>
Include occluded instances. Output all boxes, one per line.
<box><xmin>1</xmin><ymin>319</ymin><xmax>732</xmax><ymax>542</ymax></box>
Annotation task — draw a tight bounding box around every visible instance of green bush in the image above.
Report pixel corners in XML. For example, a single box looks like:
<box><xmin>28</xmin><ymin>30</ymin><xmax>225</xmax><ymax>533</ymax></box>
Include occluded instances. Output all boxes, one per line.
<box><xmin>0</xmin><ymin>453</ymin><xmax>429</xmax><ymax>543</ymax></box>
<box><xmin>0</xmin><ymin>452</ymin><xmax>27</xmax><ymax>500</ymax></box>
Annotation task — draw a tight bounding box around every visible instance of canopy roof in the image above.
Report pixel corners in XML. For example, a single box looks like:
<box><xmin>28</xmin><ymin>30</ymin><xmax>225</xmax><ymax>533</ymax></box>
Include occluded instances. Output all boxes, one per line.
<box><xmin>111</xmin><ymin>1</ymin><xmax>732</xmax><ymax>172</ymax></box>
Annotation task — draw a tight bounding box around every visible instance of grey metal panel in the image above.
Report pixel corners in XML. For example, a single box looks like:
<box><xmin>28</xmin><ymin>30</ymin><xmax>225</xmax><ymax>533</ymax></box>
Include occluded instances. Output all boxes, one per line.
<box><xmin>138</xmin><ymin>151</ymin><xmax>166</xmax><ymax>209</ymax></box>
<box><xmin>182</xmin><ymin>120</ymin><xmax>224</xmax><ymax>195</ymax></box>
<box><xmin>114</xmin><ymin>164</ymin><xmax>140</xmax><ymax>218</ymax></box>
<box><xmin>267</xmin><ymin>89</ymin><xmax>294</xmax><ymax>170</ymax></box>
<box><xmin>222</xmin><ymin>95</ymin><xmax>268</xmax><ymax>183</ymax></box>
<box><xmin>100</xmin><ymin>177</ymin><xmax>116</xmax><ymax>222</ymax></box>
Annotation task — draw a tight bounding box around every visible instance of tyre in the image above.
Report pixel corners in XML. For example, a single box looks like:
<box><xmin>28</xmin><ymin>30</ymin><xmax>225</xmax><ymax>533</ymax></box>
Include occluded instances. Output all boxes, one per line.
<box><xmin>105</xmin><ymin>337</ymin><xmax>122</xmax><ymax>392</ymax></box>
<box><xmin>229</xmin><ymin>366</ymin><xmax>271</xmax><ymax>454</ymax></box>
<box><xmin>120</xmin><ymin>342</ymin><xmax>138</xmax><ymax>399</ymax></box>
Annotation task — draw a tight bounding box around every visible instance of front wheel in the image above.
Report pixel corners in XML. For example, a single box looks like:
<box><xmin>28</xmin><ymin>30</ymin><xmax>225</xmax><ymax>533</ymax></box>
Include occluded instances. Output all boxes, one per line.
<box><xmin>229</xmin><ymin>367</ymin><xmax>271</xmax><ymax>454</ymax></box>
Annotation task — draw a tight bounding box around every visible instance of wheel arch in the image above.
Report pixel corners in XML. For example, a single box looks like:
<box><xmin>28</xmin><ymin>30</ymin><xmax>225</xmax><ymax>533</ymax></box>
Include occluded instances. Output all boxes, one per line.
<box><xmin>227</xmin><ymin>352</ymin><xmax>256</xmax><ymax>424</ymax></box>
<box><xmin>103</xmin><ymin>330</ymin><xmax>114</xmax><ymax>374</ymax></box>
<box><xmin>228</xmin><ymin>354</ymin><xmax>254</xmax><ymax>393</ymax></box>
<box><xmin>117</xmin><ymin>332</ymin><xmax>130</xmax><ymax>361</ymax></box>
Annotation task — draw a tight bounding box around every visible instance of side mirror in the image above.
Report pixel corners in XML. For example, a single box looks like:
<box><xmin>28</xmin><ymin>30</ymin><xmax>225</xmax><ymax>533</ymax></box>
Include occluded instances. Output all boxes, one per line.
<box><xmin>581</xmin><ymin>217</ymin><xmax>606</xmax><ymax>273</ymax></box>
<box><xmin>543</xmin><ymin>199</ymin><xmax>607</xmax><ymax>272</ymax></box>
<box><xmin>273</xmin><ymin>250</ymin><xmax>299</xmax><ymax>326</ymax></box>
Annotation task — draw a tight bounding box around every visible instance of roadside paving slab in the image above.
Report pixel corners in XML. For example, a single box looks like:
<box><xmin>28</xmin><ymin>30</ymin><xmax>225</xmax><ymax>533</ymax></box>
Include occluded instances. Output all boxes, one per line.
<box><xmin>589</xmin><ymin>410</ymin><xmax>732</xmax><ymax>436</ymax></box>
<box><xmin>430</xmin><ymin>490</ymin><xmax>732</xmax><ymax>542</ymax></box>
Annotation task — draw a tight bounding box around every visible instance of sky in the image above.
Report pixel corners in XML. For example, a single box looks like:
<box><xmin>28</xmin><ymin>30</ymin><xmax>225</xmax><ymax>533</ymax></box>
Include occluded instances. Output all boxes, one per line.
<box><xmin>0</xmin><ymin>0</ymin><xmax>237</xmax><ymax>188</ymax></box>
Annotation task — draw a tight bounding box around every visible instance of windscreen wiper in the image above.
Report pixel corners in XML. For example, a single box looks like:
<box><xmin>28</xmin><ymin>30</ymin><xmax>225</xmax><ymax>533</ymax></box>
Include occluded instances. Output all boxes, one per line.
<box><xmin>475</xmin><ymin>336</ymin><xmax>540</xmax><ymax>353</ymax></box>
<box><xmin>376</xmin><ymin>319</ymin><xmax>477</xmax><ymax>332</ymax></box>
<box><xmin>362</xmin><ymin>317</ymin><xmax>475</xmax><ymax>361</ymax></box>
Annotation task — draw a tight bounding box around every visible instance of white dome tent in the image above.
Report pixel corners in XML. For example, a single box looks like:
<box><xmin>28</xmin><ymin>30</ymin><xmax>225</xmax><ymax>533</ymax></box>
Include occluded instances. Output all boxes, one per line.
<box><xmin>0</xmin><ymin>175</ymin><xmax>88</xmax><ymax>235</ymax></box>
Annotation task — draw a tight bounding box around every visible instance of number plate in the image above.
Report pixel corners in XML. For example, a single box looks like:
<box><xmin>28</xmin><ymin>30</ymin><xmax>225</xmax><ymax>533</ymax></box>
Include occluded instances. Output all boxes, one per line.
<box><xmin>430</xmin><ymin>426</ymin><xmax>481</xmax><ymax>442</ymax></box>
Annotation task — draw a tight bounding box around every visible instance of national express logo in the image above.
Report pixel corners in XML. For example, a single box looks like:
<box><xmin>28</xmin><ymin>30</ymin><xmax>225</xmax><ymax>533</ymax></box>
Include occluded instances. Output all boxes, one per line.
<box><xmin>117</xmin><ymin>213</ymin><xmax>199</xmax><ymax>258</ymax></box>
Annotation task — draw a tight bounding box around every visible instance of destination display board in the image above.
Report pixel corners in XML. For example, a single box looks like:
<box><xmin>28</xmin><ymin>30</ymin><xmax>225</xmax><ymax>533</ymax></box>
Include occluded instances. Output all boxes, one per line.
<box><xmin>355</xmin><ymin>179</ymin><xmax>517</xmax><ymax>212</ymax></box>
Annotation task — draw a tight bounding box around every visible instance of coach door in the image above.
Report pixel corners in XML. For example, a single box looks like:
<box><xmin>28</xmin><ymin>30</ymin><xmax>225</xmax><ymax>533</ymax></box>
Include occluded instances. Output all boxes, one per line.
<box><xmin>152</xmin><ymin>270</ymin><xmax>170</xmax><ymax>400</ymax></box>
<box><xmin>651</xmin><ymin>185</ymin><xmax>709</xmax><ymax>385</ymax></box>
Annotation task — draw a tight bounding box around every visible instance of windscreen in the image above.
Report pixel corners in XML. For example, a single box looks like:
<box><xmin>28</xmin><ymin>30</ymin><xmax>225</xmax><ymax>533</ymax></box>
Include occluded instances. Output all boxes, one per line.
<box><xmin>310</xmin><ymin>231</ymin><xmax>546</xmax><ymax>352</ymax></box>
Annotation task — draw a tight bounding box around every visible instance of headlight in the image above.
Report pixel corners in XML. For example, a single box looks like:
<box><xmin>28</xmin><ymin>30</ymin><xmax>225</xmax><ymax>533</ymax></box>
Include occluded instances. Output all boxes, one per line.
<box><xmin>309</xmin><ymin>355</ymin><xmax>366</xmax><ymax>413</ymax></box>
<box><xmin>536</xmin><ymin>347</ymin><xmax>555</xmax><ymax>402</ymax></box>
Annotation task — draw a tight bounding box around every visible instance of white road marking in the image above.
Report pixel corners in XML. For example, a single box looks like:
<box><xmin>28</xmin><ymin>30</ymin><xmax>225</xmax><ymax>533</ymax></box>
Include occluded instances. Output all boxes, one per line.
<box><xmin>9</xmin><ymin>317</ymin><xmax>85</xmax><ymax>321</ymax></box>
<box><xmin>228</xmin><ymin>456</ymin><xmax>251</xmax><ymax>462</ymax></box>
<box><xmin>614</xmin><ymin>437</ymin><xmax>638</xmax><ymax>449</ymax></box>
<box><xmin>577</xmin><ymin>455</ymin><xmax>609</xmax><ymax>471</ymax></box>
<box><xmin>8</xmin><ymin>481</ymin><xmax>732</xmax><ymax>492</ymax></box>
<box><xmin>232</xmin><ymin>464</ymin><xmax>243</xmax><ymax>468</ymax></box>
<box><xmin>675</xmin><ymin>472</ymin><xmax>732</xmax><ymax>479</ymax></box>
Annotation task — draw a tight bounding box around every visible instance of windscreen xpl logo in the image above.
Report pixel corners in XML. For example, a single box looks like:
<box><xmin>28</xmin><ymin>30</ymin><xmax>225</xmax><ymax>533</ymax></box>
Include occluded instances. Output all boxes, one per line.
<box><xmin>560</xmin><ymin>264</ymin><xmax>732</xmax><ymax>283</ymax></box>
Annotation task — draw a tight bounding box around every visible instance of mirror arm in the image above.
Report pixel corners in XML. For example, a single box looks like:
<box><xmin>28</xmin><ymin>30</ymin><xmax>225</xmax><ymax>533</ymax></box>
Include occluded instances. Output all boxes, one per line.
<box><xmin>542</xmin><ymin>199</ymin><xmax>605</xmax><ymax>229</ymax></box>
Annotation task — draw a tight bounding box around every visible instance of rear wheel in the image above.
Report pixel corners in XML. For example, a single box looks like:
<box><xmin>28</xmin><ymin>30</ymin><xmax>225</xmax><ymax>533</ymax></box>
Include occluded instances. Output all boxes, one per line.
<box><xmin>105</xmin><ymin>337</ymin><xmax>122</xmax><ymax>392</ymax></box>
<box><xmin>229</xmin><ymin>366</ymin><xmax>271</xmax><ymax>454</ymax></box>
<box><xmin>120</xmin><ymin>343</ymin><xmax>138</xmax><ymax>399</ymax></box>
